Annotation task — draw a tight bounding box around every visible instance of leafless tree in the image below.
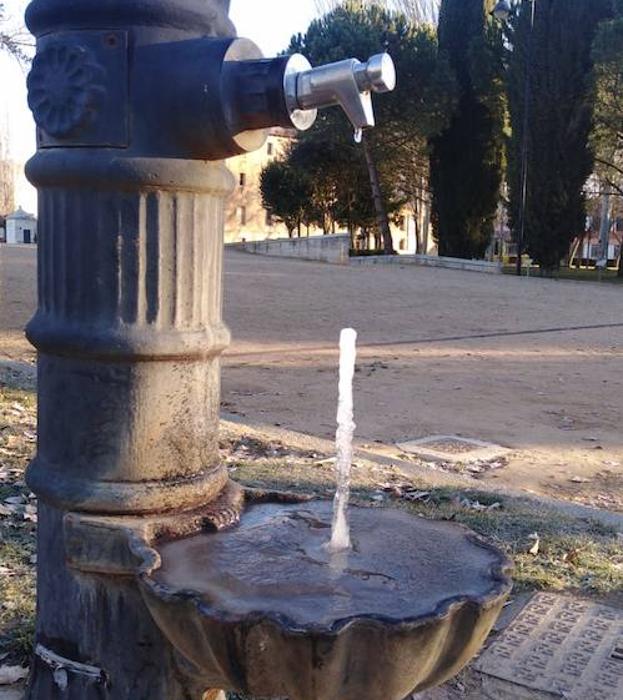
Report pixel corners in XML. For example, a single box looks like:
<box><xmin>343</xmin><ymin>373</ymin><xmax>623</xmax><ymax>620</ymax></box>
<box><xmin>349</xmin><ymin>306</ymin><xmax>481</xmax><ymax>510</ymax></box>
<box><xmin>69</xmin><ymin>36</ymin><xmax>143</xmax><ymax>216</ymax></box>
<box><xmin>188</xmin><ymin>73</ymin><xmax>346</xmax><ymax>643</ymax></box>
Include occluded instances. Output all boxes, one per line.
<box><xmin>390</xmin><ymin>0</ymin><xmax>439</xmax><ymax>25</ymax></box>
<box><xmin>0</xmin><ymin>114</ymin><xmax>15</xmax><ymax>218</ymax></box>
<box><xmin>0</xmin><ymin>3</ymin><xmax>30</xmax><ymax>218</ymax></box>
<box><xmin>314</xmin><ymin>0</ymin><xmax>439</xmax><ymax>25</ymax></box>
<box><xmin>1</xmin><ymin>3</ymin><xmax>33</xmax><ymax>64</ymax></box>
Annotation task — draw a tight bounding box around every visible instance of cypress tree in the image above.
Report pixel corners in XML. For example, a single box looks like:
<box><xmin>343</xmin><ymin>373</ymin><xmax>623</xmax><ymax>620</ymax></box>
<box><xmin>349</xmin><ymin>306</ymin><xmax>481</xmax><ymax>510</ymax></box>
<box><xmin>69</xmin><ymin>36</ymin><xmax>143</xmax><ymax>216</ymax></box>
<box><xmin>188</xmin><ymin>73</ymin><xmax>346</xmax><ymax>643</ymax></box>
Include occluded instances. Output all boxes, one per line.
<box><xmin>430</xmin><ymin>0</ymin><xmax>505</xmax><ymax>260</ymax></box>
<box><xmin>507</xmin><ymin>0</ymin><xmax>612</xmax><ymax>273</ymax></box>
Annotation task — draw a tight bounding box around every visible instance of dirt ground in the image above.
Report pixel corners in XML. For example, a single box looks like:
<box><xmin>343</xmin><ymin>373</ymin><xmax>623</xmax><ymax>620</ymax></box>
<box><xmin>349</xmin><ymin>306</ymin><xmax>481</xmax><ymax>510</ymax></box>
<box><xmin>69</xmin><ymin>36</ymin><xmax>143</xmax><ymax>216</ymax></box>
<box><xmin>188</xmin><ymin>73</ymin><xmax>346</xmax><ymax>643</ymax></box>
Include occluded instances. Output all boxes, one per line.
<box><xmin>1</xmin><ymin>244</ymin><xmax>622</xmax><ymax>512</ymax></box>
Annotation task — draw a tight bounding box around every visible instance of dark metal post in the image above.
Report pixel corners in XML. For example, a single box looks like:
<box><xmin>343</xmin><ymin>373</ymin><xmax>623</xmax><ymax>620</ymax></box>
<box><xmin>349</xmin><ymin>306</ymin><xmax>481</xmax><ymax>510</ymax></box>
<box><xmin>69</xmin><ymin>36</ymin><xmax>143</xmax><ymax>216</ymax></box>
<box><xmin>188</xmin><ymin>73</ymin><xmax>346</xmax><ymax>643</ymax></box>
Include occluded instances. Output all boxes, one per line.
<box><xmin>23</xmin><ymin>1</ymin><xmax>250</xmax><ymax>696</ymax></box>
<box><xmin>515</xmin><ymin>0</ymin><xmax>536</xmax><ymax>276</ymax></box>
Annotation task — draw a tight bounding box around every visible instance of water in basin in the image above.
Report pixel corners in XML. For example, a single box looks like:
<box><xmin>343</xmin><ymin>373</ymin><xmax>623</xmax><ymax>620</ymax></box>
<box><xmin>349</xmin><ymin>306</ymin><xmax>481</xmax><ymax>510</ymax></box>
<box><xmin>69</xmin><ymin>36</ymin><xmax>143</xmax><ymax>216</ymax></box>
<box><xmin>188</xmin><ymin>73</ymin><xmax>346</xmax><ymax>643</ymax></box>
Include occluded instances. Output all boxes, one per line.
<box><xmin>153</xmin><ymin>501</ymin><xmax>503</xmax><ymax>629</ymax></box>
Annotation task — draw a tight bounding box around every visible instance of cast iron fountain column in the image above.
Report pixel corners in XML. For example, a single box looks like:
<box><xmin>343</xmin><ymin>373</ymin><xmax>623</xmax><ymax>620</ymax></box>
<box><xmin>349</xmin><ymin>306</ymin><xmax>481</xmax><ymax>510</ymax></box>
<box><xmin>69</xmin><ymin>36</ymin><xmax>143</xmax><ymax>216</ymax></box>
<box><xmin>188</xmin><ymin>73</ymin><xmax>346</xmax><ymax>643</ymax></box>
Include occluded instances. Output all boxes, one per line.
<box><xmin>23</xmin><ymin>1</ymin><xmax>397</xmax><ymax>697</ymax></box>
<box><xmin>25</xmin><ymin>1</ymin><xmax>240</xmax><ymax>696</ymax></box>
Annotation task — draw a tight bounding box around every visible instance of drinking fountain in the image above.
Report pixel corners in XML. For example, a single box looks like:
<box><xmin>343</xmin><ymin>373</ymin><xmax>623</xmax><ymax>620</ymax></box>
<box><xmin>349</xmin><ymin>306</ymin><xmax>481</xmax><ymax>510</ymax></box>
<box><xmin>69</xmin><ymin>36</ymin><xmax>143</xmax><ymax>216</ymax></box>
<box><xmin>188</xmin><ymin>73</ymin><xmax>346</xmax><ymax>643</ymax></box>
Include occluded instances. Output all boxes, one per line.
<box><xmin>139</xmin><ymin>501</ymin><xmax>512</xmax><ymax>700</ymax></box>
<box><xmin>23</xmin><ymin>1</ymin><xmax>512</xmax><ymax>698</ymax></box>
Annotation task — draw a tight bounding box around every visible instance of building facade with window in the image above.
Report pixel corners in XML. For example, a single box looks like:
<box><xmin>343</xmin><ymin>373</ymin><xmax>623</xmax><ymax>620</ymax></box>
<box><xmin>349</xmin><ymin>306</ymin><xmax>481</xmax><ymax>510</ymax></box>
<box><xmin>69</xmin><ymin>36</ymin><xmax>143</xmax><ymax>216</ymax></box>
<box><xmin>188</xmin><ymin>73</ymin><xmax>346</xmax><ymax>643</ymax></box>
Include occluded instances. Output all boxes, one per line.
<box><xmin>225</xmin><ymin>128</ymin><xmax>298</xmax><ymax>243</ymax></box>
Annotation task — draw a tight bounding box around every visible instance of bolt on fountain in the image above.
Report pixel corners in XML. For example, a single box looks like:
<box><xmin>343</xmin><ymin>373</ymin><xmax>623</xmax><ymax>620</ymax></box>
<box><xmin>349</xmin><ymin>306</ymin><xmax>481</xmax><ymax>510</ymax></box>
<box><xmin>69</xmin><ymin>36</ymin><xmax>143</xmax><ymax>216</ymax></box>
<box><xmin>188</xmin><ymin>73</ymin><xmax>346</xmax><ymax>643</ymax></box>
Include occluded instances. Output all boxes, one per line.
<box><xmin>22</xmin><ymin>1</ymin><xmax>512</xmax><ymax>699</ymax></box>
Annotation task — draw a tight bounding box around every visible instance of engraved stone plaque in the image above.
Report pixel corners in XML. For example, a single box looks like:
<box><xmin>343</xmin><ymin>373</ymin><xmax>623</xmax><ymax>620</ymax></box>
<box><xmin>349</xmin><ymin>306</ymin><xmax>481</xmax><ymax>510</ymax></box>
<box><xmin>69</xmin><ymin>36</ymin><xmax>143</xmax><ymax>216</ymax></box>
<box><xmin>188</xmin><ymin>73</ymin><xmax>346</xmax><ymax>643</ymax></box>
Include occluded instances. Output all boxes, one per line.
<box><xmin>475</xmin><ymin>593</ymin><xmax>623</xmax><ymax>699</ymax></box>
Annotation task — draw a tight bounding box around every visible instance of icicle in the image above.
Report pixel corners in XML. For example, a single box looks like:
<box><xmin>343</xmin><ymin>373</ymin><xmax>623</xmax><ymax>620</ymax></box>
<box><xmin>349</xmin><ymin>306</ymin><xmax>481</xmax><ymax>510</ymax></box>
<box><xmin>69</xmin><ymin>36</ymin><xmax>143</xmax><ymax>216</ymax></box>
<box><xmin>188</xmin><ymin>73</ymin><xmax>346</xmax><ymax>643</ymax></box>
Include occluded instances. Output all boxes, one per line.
<box><xmin>328</xmin><ymin>328</ymin><xmax>357</xmax><ymax>552</ymax></box>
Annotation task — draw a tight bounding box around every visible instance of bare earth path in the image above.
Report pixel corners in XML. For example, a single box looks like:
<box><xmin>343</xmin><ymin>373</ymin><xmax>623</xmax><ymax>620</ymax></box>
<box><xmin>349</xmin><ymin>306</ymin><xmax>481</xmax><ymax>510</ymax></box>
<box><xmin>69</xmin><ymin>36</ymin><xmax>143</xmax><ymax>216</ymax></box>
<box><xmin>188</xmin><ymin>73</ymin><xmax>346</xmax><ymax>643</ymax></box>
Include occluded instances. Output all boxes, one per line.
<box><xmin>1</xmin><ymin>244</ymin><xmax>622</xmax><ymax>511</ymax></box>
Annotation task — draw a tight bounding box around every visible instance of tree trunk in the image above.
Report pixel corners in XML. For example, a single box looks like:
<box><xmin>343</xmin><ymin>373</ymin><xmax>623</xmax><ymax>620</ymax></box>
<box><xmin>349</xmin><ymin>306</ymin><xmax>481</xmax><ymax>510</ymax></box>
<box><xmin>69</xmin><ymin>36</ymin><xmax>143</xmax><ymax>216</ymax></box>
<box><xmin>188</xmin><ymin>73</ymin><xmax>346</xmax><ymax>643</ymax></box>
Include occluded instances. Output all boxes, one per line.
<box><xmin>422</xmin><ymin>197</ymin><xmax>431</xmax><ymax>254</ymax></box>
<box><xmin>412</xmin><ymin>199</ymin><xmax>423</xmax><ymax>254</ymax></box>
<box><xmin>576</xmin><ymin>230</ymin><xmax>585</xmax><ymax>269</ymax></box>
<box><xmin>362</xmin><ymin>132</ymin><xmax>394</xmax><ymax>255</ymax></box>
<box><xmin>569</xmin><ymin>237</ymin><xmax>581</xmax><ymax>269</ymax></box>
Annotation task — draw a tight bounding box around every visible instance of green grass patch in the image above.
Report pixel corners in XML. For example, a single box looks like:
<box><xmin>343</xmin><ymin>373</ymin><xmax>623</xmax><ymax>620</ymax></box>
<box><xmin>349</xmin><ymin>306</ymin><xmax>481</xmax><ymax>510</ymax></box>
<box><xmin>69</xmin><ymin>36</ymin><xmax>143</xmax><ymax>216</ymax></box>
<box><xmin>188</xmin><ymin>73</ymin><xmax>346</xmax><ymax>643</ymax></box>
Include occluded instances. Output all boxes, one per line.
<box><xmin>503</xmin><ymin>265</ymin><xmax>623</xmax><ymax>284</ymax></box>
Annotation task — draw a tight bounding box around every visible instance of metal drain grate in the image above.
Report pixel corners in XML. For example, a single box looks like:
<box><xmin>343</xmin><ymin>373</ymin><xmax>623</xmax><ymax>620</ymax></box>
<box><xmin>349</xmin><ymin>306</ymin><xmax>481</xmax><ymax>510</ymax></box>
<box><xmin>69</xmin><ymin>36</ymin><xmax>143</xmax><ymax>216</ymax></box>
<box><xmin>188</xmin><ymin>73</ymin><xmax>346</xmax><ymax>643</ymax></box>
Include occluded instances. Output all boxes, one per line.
<box><xmin>475</xmin><ymin>593</ymin><xmax>623</xmax><ymax>699</ymax></box>
<box><xmin>396</xmin><ymin>434</ymin><xmax>511</xmax><ymax>464</ymax></box>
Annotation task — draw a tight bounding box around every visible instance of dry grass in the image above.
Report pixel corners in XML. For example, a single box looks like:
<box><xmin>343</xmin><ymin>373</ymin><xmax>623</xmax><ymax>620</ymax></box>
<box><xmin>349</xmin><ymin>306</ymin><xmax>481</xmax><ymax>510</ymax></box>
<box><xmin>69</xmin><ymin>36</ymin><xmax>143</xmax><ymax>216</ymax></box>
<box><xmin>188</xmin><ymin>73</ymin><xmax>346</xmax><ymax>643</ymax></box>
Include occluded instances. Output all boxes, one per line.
<box><xmin>0</xmin><ymin>380</ymin><xmax>37</xmax><ymax>666</ymax></box>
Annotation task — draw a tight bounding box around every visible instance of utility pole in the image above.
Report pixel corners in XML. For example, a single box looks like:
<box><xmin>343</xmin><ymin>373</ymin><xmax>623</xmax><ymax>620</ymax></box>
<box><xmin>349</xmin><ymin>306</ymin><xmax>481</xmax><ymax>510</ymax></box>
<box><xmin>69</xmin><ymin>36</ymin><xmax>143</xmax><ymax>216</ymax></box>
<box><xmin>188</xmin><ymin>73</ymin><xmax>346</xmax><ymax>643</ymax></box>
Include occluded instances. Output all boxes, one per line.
<box><xmin>515</xmin><ymin>0</ymin><xmax>537</xmax><ymax>276</ymax></box>
<box><xmin>597</xmin><ymin>189</ymin><xmax>612</xmax><ymax>280</ymax></box>
<box><xmin>492</xmin><ymin>0</ymin><xmax>537</xmax><ymax>276</ymax></box>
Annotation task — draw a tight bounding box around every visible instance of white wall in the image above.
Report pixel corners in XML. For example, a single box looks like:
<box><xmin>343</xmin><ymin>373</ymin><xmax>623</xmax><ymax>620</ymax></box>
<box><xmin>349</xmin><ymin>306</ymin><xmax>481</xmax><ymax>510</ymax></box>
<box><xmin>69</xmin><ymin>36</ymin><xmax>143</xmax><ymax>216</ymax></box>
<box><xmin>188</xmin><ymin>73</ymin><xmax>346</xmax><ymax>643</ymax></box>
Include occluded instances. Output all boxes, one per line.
<box><xmin>6</xmin><ymin>216</ymin><xmax>37</xmax><ymax>244</ymax></box>
<box><xmin>233</xmin><ymin>234</ymin><xmax>350</xmax><ymax>265</ymax></box>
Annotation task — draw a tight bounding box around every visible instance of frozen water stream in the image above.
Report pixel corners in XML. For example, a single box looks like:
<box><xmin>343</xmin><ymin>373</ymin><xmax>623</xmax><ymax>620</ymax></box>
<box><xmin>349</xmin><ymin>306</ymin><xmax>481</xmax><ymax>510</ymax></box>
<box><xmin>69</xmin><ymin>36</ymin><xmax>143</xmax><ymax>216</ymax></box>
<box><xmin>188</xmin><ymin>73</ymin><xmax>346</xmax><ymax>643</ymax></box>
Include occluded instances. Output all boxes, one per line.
<box><xmin>328</xmin><ymin>329</ymin><xmax>357</xmax><ymax>553</ymax></box>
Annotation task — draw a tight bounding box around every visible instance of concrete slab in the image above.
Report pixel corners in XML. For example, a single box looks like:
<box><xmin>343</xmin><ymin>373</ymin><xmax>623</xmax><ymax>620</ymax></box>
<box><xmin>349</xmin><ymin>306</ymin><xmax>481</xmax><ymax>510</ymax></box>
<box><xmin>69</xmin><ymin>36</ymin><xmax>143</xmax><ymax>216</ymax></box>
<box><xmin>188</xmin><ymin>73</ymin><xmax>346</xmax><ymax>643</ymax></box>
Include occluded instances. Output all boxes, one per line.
<box><xmin>474</xmin><ymin>592</ymin><xmax>623</xmax><ymax>699</ymax></box>
<box><xmin>396</xmin><ymin>435</ymin><xmax>512</xmax><ymax>464</ymax></box>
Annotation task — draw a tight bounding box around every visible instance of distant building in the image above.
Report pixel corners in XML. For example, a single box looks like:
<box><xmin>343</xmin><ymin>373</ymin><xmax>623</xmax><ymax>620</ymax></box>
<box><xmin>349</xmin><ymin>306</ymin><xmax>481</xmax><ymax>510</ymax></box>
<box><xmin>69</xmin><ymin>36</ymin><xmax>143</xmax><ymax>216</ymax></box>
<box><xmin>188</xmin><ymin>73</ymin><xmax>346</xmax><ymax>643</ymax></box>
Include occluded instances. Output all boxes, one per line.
<box><xmin>224</xmin><ymin>129</ymin><xmax>435</xmax><ymax>255</ymax></box>
<box><xmin>571</xmin><ymin>219</ymin><xmax>622</xmax><ymax>268</ymax></box>
<box><xmin>5</xmin><ymin>206</ymin><xmax>37</xmax><ymax>244</ymax></box>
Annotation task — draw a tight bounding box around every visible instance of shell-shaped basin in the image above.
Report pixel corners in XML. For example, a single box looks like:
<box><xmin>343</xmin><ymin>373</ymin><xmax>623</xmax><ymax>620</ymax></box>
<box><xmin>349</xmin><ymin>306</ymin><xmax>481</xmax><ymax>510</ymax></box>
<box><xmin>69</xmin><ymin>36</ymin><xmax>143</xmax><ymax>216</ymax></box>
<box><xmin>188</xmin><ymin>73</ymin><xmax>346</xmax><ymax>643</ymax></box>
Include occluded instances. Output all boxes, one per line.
<box><xmin>139</xmin><ymin>500</ymin><xmax>512</xmax><ymax>700</ymax></box>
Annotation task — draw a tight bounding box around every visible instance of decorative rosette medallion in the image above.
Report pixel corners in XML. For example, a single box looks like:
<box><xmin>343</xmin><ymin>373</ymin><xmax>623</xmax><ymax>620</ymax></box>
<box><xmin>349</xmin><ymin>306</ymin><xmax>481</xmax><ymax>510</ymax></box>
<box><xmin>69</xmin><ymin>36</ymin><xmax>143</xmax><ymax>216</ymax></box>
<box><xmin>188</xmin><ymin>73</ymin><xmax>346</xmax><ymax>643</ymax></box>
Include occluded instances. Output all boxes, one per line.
<box><xmin>27</xmin><ymin>44</ymin><xmax>105</xmax><ymax>138</ymax></box>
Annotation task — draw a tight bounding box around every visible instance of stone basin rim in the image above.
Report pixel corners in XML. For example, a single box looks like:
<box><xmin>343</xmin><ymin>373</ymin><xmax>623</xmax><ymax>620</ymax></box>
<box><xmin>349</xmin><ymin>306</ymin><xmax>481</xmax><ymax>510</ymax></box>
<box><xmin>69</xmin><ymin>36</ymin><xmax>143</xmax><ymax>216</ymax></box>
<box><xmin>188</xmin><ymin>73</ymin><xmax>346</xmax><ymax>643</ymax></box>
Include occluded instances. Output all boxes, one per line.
<box><xmin>136</xmin><ymin>500</ymin><xmax>514</xmax><ymax>636</ymax></box>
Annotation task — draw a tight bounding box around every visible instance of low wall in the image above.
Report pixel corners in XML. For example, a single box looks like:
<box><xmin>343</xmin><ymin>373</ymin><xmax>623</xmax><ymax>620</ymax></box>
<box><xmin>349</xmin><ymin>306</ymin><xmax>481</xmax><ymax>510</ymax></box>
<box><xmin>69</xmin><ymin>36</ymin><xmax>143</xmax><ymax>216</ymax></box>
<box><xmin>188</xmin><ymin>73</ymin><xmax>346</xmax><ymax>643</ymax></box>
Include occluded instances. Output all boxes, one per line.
<box><xmin>349</xmin><ymin>253</ymin><xmax>503</xmax><ymax>274</ymax></box>
<box><xmin>231</xmin><ymin>234</ymin><xmax>350</xmax><ymax>265</ymax></box>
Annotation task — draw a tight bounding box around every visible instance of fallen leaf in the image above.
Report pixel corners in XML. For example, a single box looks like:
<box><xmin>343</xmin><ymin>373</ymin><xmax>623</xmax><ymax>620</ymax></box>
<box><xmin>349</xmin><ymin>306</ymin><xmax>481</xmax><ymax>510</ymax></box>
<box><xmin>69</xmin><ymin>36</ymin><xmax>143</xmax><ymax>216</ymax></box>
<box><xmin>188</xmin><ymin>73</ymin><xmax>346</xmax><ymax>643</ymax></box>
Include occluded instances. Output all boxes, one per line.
<box><xmin>562</xmin><ymin>549</ymin><xmax>581</xmax><ymax>565</ymax></box>
<box><xmin>528</xmin><ymin>533</ymin><xmax>540</xmax><ymax>556</ymax></box>
<box><xmin>4</xmin><ymin>496</ymin><xmax>24</xmax><ymax>506</ymax></box>
<box><xmin>466</xmin><ymin>464</ymin><xmax>484</xmax><ymax>474</ymax></box>
<box><xmin>403</xmin><ymin>490</ymin><xmax>431</xmax><ymax>503</ymax></box>
<box><xmin>23</xmin><ymin>504</ymin><xmax>37</xmax><ymax>522</ymax></box>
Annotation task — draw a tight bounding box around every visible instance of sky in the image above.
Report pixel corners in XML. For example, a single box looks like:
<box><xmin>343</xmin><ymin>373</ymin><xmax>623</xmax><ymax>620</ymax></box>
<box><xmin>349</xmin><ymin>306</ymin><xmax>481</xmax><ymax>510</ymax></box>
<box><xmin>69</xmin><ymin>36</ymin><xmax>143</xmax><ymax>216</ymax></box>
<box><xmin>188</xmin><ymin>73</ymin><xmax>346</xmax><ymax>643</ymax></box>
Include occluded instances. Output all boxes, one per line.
<box><xmin>0</xmin><ymin>0</ymin><xmax>319</xmax><ymax>212</ymax></box>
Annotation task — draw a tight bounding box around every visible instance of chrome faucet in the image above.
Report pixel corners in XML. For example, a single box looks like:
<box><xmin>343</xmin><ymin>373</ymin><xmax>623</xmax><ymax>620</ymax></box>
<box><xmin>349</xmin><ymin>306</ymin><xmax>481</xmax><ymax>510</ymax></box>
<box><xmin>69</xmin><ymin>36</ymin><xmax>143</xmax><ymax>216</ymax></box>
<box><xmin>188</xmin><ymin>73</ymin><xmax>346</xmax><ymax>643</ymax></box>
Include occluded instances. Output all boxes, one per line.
<box><xmin>283</xmin><ymin>53</ymin><xmax>397</xmax><ymax>140</ymax></box>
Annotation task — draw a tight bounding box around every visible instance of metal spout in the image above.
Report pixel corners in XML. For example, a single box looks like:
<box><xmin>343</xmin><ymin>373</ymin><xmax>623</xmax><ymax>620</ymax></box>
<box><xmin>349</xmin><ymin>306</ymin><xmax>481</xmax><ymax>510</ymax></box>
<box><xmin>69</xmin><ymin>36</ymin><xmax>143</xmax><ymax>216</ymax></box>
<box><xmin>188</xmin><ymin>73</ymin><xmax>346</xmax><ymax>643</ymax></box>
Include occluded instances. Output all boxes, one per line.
<box><xmin>284</xmin><ymin>52</ymin><xmax>396</xmax><ymax>133</ymax></box>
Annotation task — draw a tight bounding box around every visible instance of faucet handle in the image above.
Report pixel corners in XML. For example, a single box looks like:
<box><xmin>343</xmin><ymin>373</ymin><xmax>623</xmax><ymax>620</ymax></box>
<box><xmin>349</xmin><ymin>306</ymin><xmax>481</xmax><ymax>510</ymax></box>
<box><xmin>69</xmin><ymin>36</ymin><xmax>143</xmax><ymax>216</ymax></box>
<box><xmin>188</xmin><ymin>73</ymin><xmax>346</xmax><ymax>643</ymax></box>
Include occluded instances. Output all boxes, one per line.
<box><xmin>354</xmin><ymin>54</ymin><xmax>397</xmax><ymax>95</ymax></box>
